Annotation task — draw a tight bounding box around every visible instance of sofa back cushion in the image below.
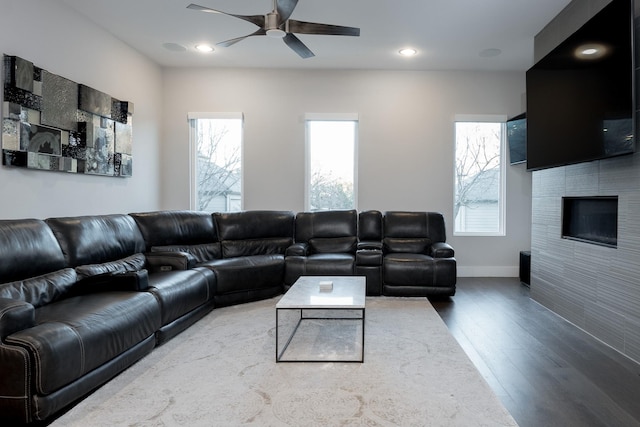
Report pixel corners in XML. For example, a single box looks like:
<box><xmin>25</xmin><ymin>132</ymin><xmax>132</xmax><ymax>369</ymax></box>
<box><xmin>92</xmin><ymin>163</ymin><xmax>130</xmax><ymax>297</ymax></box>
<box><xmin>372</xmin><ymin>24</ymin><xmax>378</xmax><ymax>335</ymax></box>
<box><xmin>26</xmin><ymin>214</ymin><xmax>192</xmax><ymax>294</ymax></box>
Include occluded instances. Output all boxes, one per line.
<box><xmin>215</xmin><ymin>210</ymin><xmax>295</xmax><ymax>258</ymax></box>
<box><xmin>130</xmin><ymin>210</ymin><xmax>218</xmax><ymax>248</ymax></box>
<box><xmin>46</xmin><ymin>214</ymin><xmax>146</xmax><ymax>267</ymax></box>
<box><xmin>130</xmin><ymin>210</ymin><xmax>221</xmax><ymax>262</ymax></box>
<box><xmin>295</xmin><ymin>210</ymin><xmax>357</xmax><ymax>254</ymax></box>
<box><xmin>0</xmin><ymin>219</ymin><xmax>67</xmax><ymax>283</ymax></box>
<box><xmin>0</xmin><ymin>268</ymin><xmax>77</xmax><ymax>307</ymax></box>
<box><xmin>358</xmin><ymin>210</ymin><xmax>382</xmax><ymax>241</ymax></box>
<box><xmin>383</xmin><ymin>211</ymin><xmax>447</xmax><ymax>254</ymax></box>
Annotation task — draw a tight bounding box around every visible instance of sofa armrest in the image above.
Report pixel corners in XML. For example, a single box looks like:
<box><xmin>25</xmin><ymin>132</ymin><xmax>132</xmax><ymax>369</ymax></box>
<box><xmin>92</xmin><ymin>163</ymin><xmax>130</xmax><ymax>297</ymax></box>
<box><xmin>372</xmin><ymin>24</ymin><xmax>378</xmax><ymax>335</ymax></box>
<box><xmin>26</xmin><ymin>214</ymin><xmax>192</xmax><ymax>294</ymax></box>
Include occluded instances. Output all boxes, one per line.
<box><xmin>357</xmin><ymin>241</ymin><xmax>383</xmax><ymax>251</ymax></box>
<box><xmin>74</xmin><ymin>269</ymin><xmax>150</xmax><ymax>294</ymax></box>
<box><xmin>145</xmin><ymin>251</ymin><xmax>196</xmax><ymax>272</ymax></box>
<box><xmin>356</xmin><ymin>248</ymin><xmax>382</xmax><ymax>266</ymax></box>
<box><xmin>285</xmin><ymin>242</ymin><xmax>309</xmax><ymax>257</ymax></box>
<box><xmin>0</xmin><ymin>298</ymin><xmax>35</xmax><ymax>338</ymax></box>
<box><xmin>431</xmin><ymin>242</ymin><xmax>455</xmax><ymax>258</ymax></box>
<box><xmin>109</xmin><ymin>269</ymin><xmax>150</xmax><ymax>291</ymax></box>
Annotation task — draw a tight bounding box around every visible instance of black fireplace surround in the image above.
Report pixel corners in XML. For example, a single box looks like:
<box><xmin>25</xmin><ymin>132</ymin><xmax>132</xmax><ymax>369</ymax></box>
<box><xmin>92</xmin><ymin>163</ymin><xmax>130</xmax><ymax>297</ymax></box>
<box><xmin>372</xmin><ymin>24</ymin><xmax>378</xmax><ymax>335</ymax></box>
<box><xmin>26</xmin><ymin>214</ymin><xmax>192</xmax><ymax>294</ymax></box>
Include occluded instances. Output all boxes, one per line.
<box><xmin>562</xmin><ymin>196</ymin><xmax>618</xmax><ymax>247</ymax></box>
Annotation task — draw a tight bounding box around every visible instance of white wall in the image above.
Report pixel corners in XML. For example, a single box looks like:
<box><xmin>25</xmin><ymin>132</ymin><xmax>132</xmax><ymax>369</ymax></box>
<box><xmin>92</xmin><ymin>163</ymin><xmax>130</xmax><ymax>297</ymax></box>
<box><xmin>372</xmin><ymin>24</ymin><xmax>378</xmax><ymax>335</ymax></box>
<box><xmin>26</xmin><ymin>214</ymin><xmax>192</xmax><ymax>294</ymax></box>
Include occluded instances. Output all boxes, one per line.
<box><xmin>0</xmin><ymin>0</ymin><xmax>163</xmax><ymax>219</ymax></box>
<box><xmin>162</xmin><ymin>68</ymin><xmax>532</xmax><ymax>276</ymax></box>
<box><xmin>0</xmin><ymin>1</ymin><xmax>533</xmax><ymax>275</ymax></box>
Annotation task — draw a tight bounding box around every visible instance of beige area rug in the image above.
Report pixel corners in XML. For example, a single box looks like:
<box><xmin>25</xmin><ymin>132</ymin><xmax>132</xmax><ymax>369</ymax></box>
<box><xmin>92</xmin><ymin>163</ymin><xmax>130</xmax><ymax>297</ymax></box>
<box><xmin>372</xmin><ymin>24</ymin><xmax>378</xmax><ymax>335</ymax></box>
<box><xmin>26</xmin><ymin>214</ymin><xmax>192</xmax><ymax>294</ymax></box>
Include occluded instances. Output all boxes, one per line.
<box><xmin>53</xmin><ymin>297</ymin><xmax>518</xmax><ymax>426</ymax></box>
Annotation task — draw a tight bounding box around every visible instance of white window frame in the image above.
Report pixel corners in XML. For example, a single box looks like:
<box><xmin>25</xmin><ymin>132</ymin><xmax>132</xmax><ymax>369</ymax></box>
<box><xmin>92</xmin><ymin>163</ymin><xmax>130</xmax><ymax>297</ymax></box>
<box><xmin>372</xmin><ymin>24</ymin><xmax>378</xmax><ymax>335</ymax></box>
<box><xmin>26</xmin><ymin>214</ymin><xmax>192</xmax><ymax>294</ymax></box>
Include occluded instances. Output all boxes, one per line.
<box><xmin>453</xmin><ymin>114</ymin><xmax>507</xmax><ymax>237</ymax></box>
<box><xmin>304</xmin><ymin>113</ymin><xmax>359</xmax><ymax>211</ymax></box>
<box><xmin>188</xmin><ymin>112</ymin><xmax>244</xmax><ymax>211</ymax></box>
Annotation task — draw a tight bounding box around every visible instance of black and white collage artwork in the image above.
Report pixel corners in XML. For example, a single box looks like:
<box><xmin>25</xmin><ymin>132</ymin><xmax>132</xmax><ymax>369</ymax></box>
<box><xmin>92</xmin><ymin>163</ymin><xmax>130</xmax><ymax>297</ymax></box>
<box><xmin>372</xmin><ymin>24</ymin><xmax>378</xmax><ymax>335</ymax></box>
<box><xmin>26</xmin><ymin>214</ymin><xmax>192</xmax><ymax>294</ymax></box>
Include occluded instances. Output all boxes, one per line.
<box><xmin>2</xmin><ymin>54</ymin><xmax>134</xmax><ymax>177</ymax></box>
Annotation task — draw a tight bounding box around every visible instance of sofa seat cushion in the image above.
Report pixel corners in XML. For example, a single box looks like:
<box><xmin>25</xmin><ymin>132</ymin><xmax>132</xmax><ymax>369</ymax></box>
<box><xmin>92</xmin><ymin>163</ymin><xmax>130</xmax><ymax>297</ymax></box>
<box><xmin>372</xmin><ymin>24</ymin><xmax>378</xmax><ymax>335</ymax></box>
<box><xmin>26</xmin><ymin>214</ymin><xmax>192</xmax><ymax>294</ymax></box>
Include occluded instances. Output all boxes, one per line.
<box><xmin>383</xmin><ymin>253</ymin><xmax>435</xmax><ymax>286</ymax></box>
<box><xmin>221</xmin><ymin>238</ymin><xmax>292</xmax><ymax>258</ymax></box>
<box><xmin>148</xmin><ymin>269</ymin><xmax>213</xmax><ymax>325</ymax></box>
<box><xmin>151</xmin><ymin>243</ymin><xmax>220</xmax><ymax>264</ymax></box>
<box><xmin>6</xmin><ymin>291</ymin><xmax>160</xmax><ymax>395</ymax></box>
<box><xmin>286</xmin><ymin>254</ymin><xmax>355</xmax><ymax>281</ymax></box>
<box><xmin>383</xmin><ymin>237</ymin><xmax>431</xmax><ymax>254</ymax></box>
<box><xmin>309</xmin><ymin>237</ymin><xmax>357</xmax><ymax>254</ymax></box>
<box><xmin>200</xmin><ymin>255</ymin><xmax>284</xmax><ymax>295</ymax></box>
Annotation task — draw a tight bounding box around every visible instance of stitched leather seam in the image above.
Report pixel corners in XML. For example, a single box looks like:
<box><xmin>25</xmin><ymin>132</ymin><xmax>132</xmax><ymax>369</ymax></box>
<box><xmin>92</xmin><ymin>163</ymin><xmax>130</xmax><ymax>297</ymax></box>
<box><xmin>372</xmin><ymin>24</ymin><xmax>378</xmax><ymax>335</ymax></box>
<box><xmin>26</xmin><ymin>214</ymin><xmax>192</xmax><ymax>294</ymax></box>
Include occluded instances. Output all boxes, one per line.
<box><xmin>0</xmin><ymin>344</ymin><xmax>31</xmax><ymax>421</ymax></box>
<box><xmin>66</xmin><ymin>325</ymin><xmax>85</xmax><ymax>375</ymax></box>
<box><xmin>5</xmin><ymin>336</ymin><xmax>40</xmax><ymax>407</ymax></box>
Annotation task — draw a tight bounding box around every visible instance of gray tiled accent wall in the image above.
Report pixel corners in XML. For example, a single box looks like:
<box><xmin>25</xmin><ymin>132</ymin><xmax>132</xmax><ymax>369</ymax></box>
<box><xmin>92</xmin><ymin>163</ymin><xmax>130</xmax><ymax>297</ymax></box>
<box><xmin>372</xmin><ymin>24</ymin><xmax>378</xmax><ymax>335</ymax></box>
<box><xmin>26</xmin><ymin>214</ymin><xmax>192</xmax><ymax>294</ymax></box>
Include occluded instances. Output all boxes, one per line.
<box><xmin>531</xmin><ymin>157</ymin><xmax>640</xmax><ymax>363</ymax></box>
<box><xmin>531</xmin><ymin>0</ymin><xmax>640</xmax><ymax>364</ymax></box>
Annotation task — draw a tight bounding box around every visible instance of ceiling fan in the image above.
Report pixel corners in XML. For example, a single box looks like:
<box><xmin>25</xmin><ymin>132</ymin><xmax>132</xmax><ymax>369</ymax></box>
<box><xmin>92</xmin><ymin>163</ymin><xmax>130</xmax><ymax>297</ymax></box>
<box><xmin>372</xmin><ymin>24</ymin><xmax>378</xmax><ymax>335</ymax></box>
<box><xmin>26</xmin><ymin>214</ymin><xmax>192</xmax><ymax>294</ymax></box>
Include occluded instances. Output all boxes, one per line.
<box><xmin>187</xmin><ymin>0</ymin><xmax>360</xmax><ymax>58</ymax></box>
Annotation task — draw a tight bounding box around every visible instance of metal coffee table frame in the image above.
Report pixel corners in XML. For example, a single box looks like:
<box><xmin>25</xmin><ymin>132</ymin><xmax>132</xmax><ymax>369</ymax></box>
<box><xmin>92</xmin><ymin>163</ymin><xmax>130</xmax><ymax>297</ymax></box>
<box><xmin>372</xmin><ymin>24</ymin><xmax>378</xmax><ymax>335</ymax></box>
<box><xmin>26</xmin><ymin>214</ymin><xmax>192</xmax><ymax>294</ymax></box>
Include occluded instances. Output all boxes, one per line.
<box><xmin>276</xmin><ymin>276</ymin><xmax>366</xmax><ymax>363</ymax></box>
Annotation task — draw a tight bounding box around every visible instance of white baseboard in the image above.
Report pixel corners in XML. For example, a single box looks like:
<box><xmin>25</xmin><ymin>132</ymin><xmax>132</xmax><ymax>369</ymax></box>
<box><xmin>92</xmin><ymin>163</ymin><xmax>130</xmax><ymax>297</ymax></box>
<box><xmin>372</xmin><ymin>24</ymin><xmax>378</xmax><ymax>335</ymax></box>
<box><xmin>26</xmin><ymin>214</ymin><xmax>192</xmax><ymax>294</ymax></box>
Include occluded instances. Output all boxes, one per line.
<box><xmin>457</xmin><ymin>266</ymin><xmax>519</xmax><ymax>277</ymax></box>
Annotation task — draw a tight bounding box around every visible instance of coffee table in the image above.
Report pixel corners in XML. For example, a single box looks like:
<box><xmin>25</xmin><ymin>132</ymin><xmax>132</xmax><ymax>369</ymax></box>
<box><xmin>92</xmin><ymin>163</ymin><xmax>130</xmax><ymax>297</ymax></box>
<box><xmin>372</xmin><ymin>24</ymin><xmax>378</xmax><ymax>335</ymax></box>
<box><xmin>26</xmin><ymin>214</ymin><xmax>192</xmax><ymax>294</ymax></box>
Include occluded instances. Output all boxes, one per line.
<box><xmin>276</xmin><ymin>276</ymin><xmax>366</xmax><ymax>363</ymax></box>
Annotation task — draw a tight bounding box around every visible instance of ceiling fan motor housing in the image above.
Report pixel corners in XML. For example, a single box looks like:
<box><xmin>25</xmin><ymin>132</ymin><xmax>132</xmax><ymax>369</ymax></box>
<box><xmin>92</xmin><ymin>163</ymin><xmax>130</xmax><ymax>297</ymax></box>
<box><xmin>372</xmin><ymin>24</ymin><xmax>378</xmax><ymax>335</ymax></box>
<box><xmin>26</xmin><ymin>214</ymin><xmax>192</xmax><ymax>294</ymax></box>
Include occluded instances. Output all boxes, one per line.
<box><xmin>265</xmin><ymin>12</ymin><xmax>286</xmax><ymax>38</ymax></box>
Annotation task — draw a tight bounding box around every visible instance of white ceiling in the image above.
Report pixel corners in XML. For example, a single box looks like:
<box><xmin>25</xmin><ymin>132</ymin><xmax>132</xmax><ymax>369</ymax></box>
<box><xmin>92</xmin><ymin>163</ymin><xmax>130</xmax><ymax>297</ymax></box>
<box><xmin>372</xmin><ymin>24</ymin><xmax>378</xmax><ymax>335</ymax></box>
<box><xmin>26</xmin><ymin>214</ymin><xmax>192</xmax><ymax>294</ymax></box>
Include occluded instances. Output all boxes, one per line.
<box><xmin>60</xmin><ymin>0</ymin><xmax>571</xmax><ymax>71</ymax></box>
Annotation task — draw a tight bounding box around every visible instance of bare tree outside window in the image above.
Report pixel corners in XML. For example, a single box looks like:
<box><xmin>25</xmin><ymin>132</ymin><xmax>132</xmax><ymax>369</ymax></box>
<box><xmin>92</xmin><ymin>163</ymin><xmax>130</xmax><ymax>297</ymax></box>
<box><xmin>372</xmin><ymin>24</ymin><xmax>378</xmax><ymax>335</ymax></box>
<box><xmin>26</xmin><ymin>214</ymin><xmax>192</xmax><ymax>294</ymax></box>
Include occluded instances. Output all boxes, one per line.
<box><xmin>454</xmin><ymin>121</ymin><xmax>503</xmax><ymax>234</ymax></box>
<box><xmin>193</xmin><ymin>118</ymin><xmax>242</xmax><ymax>212</ymax></box>
<box><xmin>307</xmin><ymin>120</ymin><xmax>357</xmax><ymax>211</ymax></box>
<box><xmin>310</xmin><ymin>169</ymin><xmax>354</xmax><ymax>210</ymax></box>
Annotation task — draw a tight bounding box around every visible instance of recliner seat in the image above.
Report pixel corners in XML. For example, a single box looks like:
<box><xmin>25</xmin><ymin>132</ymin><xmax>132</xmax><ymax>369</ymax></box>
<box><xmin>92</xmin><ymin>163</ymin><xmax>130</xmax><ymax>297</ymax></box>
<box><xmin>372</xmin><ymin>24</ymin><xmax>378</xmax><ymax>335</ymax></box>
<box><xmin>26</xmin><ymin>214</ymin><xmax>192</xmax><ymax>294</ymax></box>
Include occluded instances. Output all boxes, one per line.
<box><xmin>382</xmin><ymin>211</ymin><xmax>456</xmax><ymax>296</ymax></box>
<box><xmin>285</xmin><ymin>209</ymin><xmax>358</xmax><ymax>286</ymax></box>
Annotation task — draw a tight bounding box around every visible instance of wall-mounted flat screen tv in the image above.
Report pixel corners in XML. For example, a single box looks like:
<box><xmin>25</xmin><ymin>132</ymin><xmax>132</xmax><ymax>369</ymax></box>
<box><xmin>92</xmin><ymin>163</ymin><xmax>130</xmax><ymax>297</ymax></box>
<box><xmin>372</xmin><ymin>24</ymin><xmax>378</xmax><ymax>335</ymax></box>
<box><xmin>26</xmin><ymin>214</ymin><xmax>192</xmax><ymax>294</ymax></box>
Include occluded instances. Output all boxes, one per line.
<box><xmin>507</xmin><ymin>113</ymin><xmax>526</xmax><ymax>165</ymax></box>
<box><xmin>526</xmin><ymin>0</ymin><xmax>635</xmax><ymax>171</ymax></box>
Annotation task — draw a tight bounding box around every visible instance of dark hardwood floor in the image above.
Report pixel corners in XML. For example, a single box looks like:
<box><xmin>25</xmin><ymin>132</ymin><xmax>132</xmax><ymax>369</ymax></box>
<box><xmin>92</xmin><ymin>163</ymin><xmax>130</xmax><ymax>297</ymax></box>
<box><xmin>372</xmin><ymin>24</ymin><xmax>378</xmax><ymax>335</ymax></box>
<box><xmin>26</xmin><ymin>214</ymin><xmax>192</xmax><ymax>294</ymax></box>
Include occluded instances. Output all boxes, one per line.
<box><xmin>430</xmin><ymin>277</ymin><xmax>640</xmax><ymax>427</ymax></box>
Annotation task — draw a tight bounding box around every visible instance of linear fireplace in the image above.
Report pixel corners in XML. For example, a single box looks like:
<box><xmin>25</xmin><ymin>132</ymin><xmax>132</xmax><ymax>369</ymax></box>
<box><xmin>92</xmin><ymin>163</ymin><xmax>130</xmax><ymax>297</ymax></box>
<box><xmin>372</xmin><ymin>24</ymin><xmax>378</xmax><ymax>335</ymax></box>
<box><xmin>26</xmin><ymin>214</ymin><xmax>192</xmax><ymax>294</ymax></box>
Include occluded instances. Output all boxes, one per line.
<box><xmin>562</xmin><ymin>196</ymin><xmax>618</xmax><ymax>248</ymax></box>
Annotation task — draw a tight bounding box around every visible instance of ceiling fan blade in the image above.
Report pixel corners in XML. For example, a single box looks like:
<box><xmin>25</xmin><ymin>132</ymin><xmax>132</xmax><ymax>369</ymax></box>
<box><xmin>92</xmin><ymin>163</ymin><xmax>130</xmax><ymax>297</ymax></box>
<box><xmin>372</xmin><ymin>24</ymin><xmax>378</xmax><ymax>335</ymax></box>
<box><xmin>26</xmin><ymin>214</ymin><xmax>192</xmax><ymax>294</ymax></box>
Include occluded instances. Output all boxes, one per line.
<box><xmin>276</xmin><ymin>0</ymin><xmax>299</xmax><ymax>23</ymax></box>
<box><xmin>287</xmin><ymin>20</ymin><xmax>360</xmax><ymax>36</ymax></box>
<box><xmin>187</xmin><ymin>3</ymin><xmax>265</xmax><ymax>28</ymax></box>
<box><xmin>283</xmin><ymin>33</ymin><xmax>315</xmax><ymax>59</ymax></box>
<box><xmin>216</xmin><ymin>29</ymin><xmax>267</xmax><ymax>47</ymax></box>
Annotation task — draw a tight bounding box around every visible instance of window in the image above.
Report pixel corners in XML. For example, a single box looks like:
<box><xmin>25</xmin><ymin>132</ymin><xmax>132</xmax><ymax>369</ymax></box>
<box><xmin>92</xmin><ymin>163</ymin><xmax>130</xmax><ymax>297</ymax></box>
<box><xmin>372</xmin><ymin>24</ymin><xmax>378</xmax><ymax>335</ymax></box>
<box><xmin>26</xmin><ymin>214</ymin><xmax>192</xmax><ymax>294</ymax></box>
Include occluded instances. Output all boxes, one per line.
<box><xmin>305</xmin><ymin>114</ymin><xmax>358</xmax><ymax>211</ymax></box>
<box><xmin>453</xmin><ymin>116</ymin><xmax>506</xmax><ymax>235</ymax></box>
<box><xmin>188</xmin><ymin>113</ymin><xmax>243</xmax><ymax>212</ymax></box>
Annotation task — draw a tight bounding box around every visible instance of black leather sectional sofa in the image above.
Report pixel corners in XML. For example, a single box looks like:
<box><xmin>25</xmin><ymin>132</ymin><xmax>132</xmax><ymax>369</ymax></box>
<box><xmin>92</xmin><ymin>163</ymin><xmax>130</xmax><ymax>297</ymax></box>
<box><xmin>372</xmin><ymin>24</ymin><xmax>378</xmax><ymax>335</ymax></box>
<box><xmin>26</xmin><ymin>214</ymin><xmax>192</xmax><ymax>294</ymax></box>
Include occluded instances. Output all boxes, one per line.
<box><xmin>0</xmin><ymin>209</ymin><xmax>456</xmax><ymax>424</ymax></box>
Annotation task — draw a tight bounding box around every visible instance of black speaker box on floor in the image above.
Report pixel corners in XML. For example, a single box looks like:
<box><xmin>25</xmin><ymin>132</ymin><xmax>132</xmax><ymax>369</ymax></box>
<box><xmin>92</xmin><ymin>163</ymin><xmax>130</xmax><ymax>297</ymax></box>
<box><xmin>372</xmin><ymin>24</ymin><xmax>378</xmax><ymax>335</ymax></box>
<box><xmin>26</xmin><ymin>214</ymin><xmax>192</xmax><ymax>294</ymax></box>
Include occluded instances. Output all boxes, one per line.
<box><xmin>519</xmin><ymin>251</ymin><xmax>531</xmax><ymax>287</ymax></box>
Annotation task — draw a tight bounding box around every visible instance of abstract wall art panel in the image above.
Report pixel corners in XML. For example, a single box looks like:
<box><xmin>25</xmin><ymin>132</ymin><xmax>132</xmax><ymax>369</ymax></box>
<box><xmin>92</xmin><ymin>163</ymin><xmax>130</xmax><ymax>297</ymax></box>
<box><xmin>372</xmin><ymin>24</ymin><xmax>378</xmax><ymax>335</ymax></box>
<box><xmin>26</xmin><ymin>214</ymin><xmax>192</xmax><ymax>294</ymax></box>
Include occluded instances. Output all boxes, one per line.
<box><xmin>4</xmin><ymin>55</ymin><xmax>34</xmax><ymax>92</ymax></box>
<box><xmin>22</xmin><ymin>123</ymin><xmax>62</xmax><ymax>156</ymax></box>
<box><xmin>3</xmin><ymin>149</ymin><xmax>27</xmax><ymax>167</ymax></box>
<box><xmin>2</xmin><ymin>118</ymin><xmax>20</xmax><ymax>150</ymax></box>
<box><xmin>120</xmin><ymin>153</ymin><xmax>133</xmax><ymax>177</ymax></box>
<box><xmin>3</xmin><ymin>101</ymin><xmax>21</xmax><ymax>120</ymax></box>
<box><xmin>4</xmin><ymin>85</ymin><xmax>42</xmax><ymax>111</ymax></box>
<box><xmin>115</xmin><ymin>117</ymin><xmax>132</xmax><ymax>155</ymax></box>
<box><xmin>79</xmin><ymin>84</ymin><xmax>112</xmax><ymax>118</ymax></box>
<box><xmin>115</xmin><ymin>153</ymin><xmax>133</xmax><ymax>177</ymax></box>
<box><xmin>41</xmin><ymin>71</ymin><xmax>78</xmax><ymax>130</ymax></box>
<box><xmin>1</xmin><ymin>54</ymin><xmax>133</xmax><ymax>177</ymax></box>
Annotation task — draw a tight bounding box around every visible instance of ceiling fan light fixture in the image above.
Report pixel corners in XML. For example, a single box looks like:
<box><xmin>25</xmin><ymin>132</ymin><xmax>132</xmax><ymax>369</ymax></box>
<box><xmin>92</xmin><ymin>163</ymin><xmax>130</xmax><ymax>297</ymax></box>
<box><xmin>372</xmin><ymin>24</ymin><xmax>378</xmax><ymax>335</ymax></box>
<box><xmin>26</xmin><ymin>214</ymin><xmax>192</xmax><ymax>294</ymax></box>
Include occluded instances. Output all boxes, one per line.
<box><xmin>266</xmin><ymin>28</ymin><xmax>286</xmax><ymax>38</ymax></box>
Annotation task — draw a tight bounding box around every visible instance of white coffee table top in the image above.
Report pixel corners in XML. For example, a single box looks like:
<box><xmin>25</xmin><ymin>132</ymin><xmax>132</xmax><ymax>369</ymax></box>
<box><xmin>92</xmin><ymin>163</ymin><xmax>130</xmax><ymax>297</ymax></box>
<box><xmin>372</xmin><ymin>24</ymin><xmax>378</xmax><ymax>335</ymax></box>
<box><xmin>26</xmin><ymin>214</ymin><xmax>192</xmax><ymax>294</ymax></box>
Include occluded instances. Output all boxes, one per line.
<box><xmin>277</xmin><ymin>276</ymin><xmax>366</xmax><ymax>309</ymax></box>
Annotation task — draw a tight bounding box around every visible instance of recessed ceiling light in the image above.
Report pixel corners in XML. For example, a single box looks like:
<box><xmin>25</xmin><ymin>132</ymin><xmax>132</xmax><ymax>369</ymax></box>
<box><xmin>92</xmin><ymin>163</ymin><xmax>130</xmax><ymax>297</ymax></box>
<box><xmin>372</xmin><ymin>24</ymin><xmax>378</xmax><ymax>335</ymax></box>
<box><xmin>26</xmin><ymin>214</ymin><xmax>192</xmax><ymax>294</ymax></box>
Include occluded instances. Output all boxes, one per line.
<box><xmin>162</xmin><ymin>42</ymin><xmax>187</xmax><ymax>52</ymax></box>
<box><xmin>195</xmin><ymin>44</ymin><xmax>214</xmax><ymax>53</ymax></box>
<box><xmin>575</xmin><ymin>43</ymin><xmax>607</xmax><ymax>59</ymax></box>
<box><xmin>399</xmin><ymin>48</ymin><xmax>417</xmax><ymax>57</ymax></box>
<box><xmin>479</xmin><ymin>48</ymin><xmax>502</xmax><ymax>58</ymax></box>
